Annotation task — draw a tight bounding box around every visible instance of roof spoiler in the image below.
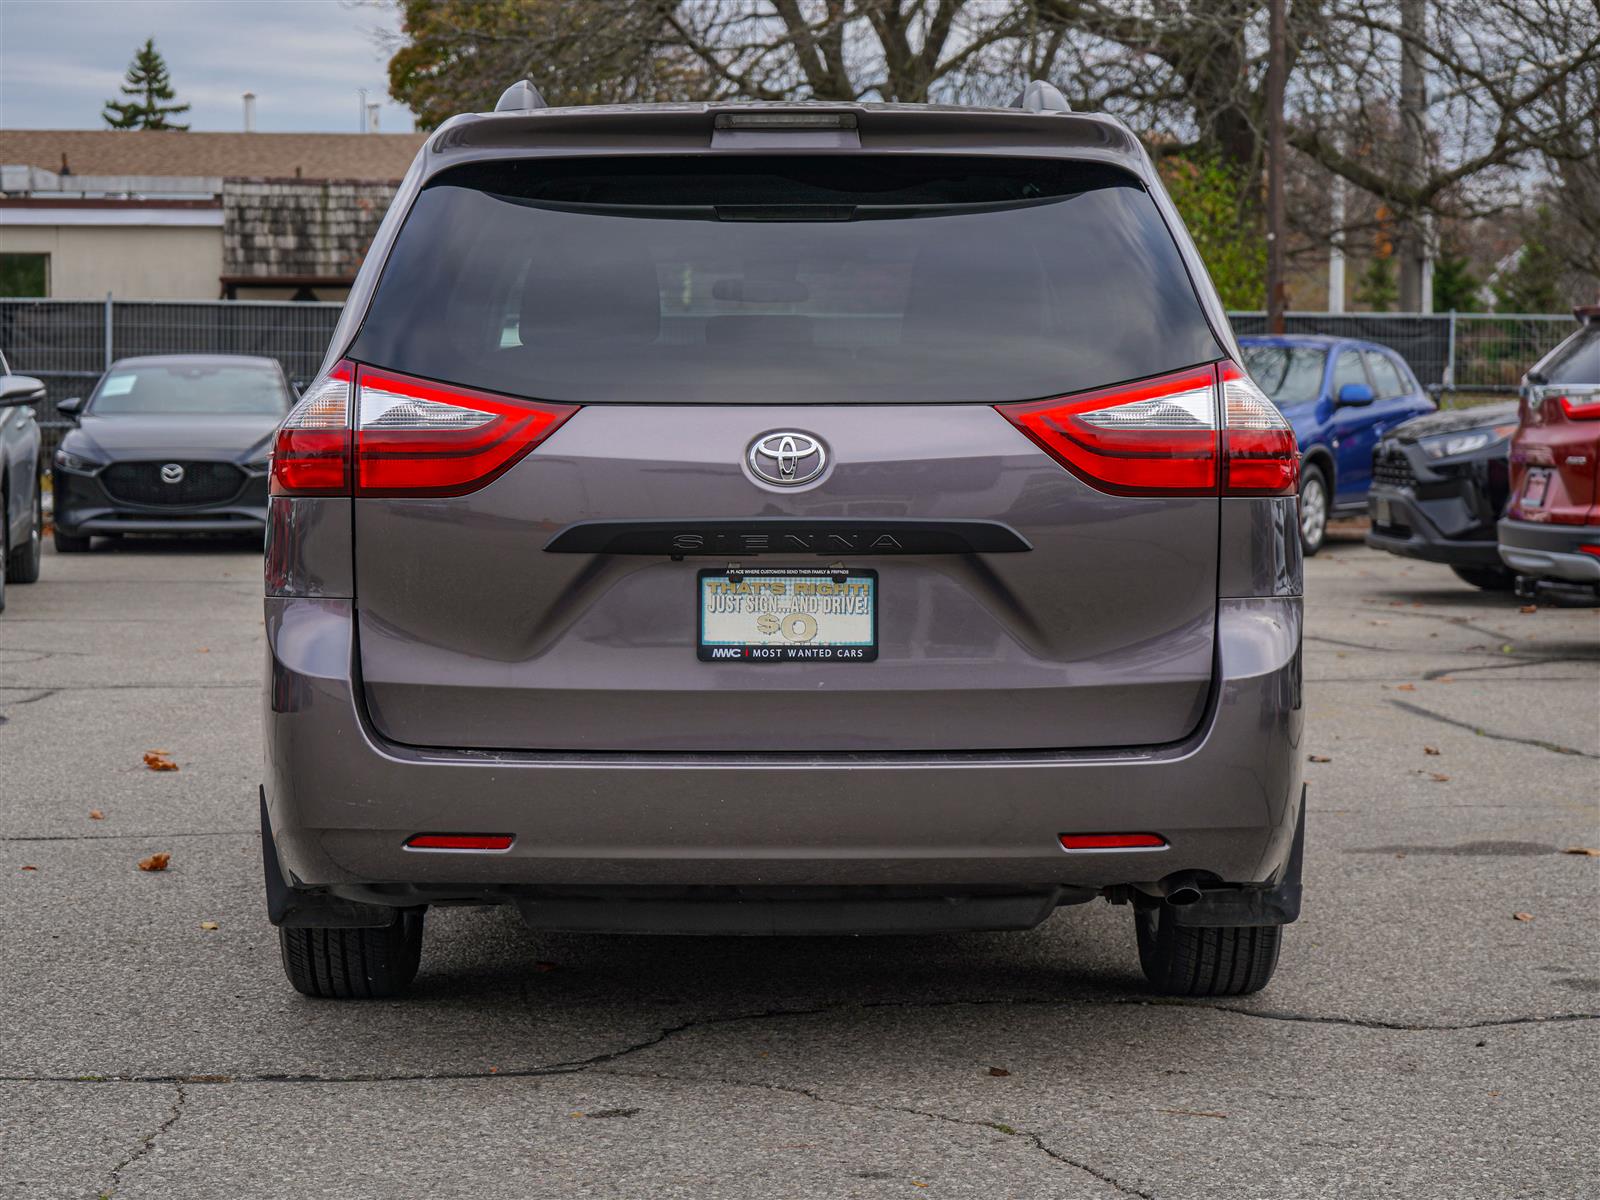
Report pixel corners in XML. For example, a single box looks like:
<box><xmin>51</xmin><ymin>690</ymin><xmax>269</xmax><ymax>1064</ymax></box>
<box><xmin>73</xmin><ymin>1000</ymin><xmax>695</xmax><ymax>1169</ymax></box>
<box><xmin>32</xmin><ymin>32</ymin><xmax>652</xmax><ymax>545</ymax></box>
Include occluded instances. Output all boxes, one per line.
<box><xmin>495</xmin><ymin>79</ymin><xmax>548</xmax><ymax>113</ymax></box>
<box><xmin>1010</xmin><ymin>80</ymin><xmax>1072</xmax><ymax>113</ymax></box>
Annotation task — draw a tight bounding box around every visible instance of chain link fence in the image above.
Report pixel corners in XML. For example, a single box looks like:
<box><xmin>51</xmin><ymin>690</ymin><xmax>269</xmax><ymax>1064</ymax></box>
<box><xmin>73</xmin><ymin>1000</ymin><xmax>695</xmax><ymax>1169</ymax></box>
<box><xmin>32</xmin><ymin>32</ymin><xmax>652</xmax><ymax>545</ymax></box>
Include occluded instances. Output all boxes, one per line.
<box><xmin>0</xmin><ymin>298</ymin><xmax>1582</xmax><ymax>458</ymax></box>
<box><xmin>1228</xmin><ymin>312</ymin><xmax>1578</xmax><ymax>397</ymax></box>
<box><xmin>1</xmin><ymin>298</ymin><xmax>342</xmax><ymax>454</ymax></box>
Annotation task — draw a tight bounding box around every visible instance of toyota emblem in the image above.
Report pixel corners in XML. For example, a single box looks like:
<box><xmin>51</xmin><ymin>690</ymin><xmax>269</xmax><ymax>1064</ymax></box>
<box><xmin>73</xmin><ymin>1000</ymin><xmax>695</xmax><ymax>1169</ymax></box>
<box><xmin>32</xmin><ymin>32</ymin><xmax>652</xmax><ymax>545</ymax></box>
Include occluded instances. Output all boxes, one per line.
<box><xmin>160</xmin><ymin>463</ymin><xmax>186</xmax><ymax>484</ymax></box>
<box><xmin>747</xmin><ymin>432</ymin><xmax>826</xmax><ymax>486</ymax></box>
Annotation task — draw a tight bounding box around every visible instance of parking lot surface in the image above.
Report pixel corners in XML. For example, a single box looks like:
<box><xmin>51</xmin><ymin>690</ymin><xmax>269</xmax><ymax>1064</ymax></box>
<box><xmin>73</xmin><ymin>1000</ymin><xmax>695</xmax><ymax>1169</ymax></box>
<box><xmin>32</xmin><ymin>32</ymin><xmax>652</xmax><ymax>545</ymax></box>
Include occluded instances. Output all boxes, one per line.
<box><xmin>2</xmin><ymin>529</ymin><xmax>1596</xmax><ymax>1199</ymax></box>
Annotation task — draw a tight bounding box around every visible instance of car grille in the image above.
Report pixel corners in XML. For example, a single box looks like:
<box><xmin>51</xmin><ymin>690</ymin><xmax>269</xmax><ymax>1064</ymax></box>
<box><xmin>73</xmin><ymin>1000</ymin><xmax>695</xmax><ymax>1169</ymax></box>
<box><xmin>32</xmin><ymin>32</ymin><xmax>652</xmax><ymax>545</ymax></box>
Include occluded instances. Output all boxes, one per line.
<box><xmin>100</xmin><ymin>461</ymin><xmax>245</xmax><ymax>507</ymax></box>
<box><xmin>1372</xmin><ymin>450</ymin><xmax>1415</xmax><ymax>489</ymax></box>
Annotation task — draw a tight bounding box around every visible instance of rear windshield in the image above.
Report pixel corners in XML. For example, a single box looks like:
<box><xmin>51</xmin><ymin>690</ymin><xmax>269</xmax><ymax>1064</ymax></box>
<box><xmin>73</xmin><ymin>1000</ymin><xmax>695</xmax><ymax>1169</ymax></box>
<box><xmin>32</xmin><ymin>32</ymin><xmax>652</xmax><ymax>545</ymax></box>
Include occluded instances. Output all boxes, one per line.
<box><xmin>1537</xmin><ymin>325</ymin><xmax>1599</xmax><ymax>386</ymax></box>
<box><xmin>91</xmin><ymin>362</ymin><xmax>290</xmax><ymax>416</ymax></box>
<box><xmin>351</xmin><ymin>156</ymin><xmax>1222</xmax><ymax>405</ymax></box>
<box><xmin>1240</xmin><ymin>343</ymin><xmax>1327</xmax><ymax>406</ymax></box>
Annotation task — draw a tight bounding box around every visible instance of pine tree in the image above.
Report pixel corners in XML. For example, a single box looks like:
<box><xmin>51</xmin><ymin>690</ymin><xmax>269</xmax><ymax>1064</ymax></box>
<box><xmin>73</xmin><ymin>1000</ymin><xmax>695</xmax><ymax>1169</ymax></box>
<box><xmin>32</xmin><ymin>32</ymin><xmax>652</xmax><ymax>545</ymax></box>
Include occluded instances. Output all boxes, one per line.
<box><xmin>1492</xmin><ymin>207</ymin><xmax>1565</xmax><ymax>314</ymax></box>
<box><xmin>103</xmin><ymin>38</ymin><xmax>190</xmax><ymax>131</ymax></box>
<box><xmin>1431</xmin><ymin>243</ymin><xmax>1483</xmax><ymax>312</ymax></box>
<box><xmin>1354</xmin><ymin>255</ymin><xmax>1398</xmax><ymax>312</ymax></box>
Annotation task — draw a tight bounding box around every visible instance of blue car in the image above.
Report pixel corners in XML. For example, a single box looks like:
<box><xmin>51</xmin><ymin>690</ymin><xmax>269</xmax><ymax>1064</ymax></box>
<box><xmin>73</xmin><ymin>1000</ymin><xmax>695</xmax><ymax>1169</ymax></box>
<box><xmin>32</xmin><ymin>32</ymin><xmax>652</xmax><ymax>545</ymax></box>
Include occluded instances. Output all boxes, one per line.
<box><xmin>1238</xmin><ymin>335</ymin><xmax>1435</xmax><ymax>554</ymax></box>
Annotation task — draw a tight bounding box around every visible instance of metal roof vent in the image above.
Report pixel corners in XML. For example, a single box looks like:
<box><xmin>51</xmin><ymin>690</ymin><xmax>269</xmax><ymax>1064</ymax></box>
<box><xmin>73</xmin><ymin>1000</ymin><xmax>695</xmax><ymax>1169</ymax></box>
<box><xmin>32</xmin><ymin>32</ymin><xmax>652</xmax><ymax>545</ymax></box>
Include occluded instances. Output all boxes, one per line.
<box><xmin>1011</xmin><ymin>80</ymin><xmax>1072</xmax><ymax>113</ymax></box>
<box><xmin>495</xmin><ymin>79</ymin><xmax>548</xmax><ymax>112</ymax></box>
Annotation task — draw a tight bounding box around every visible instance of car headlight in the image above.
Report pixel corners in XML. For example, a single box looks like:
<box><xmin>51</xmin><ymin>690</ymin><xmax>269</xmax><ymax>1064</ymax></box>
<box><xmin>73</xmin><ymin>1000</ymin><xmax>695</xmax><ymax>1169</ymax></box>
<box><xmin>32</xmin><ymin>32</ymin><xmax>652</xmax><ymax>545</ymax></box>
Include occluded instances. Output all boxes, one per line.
<box><xmin>1418</xmin><ymin>424</ymin><xmax>1517</xmax><ymax>460</ymax></box>
<box><xmin>54</xmin><ymin>448</ymin><xmax>102</xmax><ymax>472</ymax></box>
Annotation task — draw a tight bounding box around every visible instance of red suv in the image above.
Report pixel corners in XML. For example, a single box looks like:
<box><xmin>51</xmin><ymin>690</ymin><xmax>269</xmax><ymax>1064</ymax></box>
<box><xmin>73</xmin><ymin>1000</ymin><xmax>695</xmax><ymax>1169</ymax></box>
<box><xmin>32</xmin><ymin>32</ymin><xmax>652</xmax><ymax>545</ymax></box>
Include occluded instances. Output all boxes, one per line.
<box><xmin>1499</xmin><ymin>306</ymin><xmax>1600</xmax><ymax>601</ymax></box>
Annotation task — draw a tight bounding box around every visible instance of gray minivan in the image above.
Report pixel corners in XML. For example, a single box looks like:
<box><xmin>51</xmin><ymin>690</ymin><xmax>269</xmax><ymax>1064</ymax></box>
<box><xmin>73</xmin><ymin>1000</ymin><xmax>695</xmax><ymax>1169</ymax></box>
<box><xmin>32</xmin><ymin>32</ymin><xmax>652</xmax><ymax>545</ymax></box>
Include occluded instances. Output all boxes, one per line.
<box><xmin>261</xmin><ymin>84</ymin><xmax>1305</xmax><ymax>999</ymax></box>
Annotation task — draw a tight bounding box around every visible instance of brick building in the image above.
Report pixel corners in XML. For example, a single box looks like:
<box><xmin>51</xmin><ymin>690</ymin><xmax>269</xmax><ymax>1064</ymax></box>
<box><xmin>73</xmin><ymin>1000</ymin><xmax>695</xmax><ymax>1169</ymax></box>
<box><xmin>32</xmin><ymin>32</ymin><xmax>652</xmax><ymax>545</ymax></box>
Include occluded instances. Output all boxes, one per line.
<box><xmin>0</xmin><ymin>129</ymin><xmax>425</xmax><ymax>301</ymax></box>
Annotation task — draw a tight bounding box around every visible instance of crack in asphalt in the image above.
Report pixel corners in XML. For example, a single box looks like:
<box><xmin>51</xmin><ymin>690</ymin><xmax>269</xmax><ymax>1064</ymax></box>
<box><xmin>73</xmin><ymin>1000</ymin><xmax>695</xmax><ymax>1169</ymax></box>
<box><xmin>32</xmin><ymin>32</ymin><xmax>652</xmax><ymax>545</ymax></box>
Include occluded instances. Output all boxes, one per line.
<box><xmin>101</xmin><ymin>1080</ymin><xmax>185</xmax><ymax>1198</ymax></box>
<box><xmin>1387</xmin><ymin>698</ymin><xmax>1597</xmax><ymax>758</ymax></box>
<box><xmin>1421</xmin><ymin>658</ymin><xmax>1599</xmax><ymax>680</ymax></box>
<box><xmin>6</xmin><ymin>1000</ymin><xmax>1595</xmax><ymax>1088</ymax></box>
<box><xmin>593</xmin><ymin>1064</ymin><xmax>1154</xmax><ymax>1198</ymax></box>
<box><xmin>0</xmin><ymin>830</ymin><xmax>256</xmax><ymax>843</ymax></box>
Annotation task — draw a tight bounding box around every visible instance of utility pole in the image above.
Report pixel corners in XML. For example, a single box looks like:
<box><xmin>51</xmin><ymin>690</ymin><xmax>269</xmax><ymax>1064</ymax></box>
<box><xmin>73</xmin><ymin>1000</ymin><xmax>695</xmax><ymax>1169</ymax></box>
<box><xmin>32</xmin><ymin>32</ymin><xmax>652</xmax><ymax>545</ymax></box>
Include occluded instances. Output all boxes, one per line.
<box><xmin>1265</xmin><ymin>0</ymin><xmax>1288</xmax><ymax>332</ymax></box>
<box><xmin>1397</xmin><ymin>0</ymin><xmax>1429</xmax><ymax>311</ymax></box>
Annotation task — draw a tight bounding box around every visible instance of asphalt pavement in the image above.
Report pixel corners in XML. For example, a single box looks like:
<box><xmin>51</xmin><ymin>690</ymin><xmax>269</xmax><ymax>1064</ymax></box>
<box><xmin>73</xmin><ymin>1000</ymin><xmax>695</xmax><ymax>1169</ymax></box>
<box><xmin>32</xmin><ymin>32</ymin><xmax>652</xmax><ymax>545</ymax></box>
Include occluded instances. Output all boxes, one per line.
<box><xmin>2</xmin><ymin>526</ymin><xmax>1596</xmax><ymax>1199</ymax></box>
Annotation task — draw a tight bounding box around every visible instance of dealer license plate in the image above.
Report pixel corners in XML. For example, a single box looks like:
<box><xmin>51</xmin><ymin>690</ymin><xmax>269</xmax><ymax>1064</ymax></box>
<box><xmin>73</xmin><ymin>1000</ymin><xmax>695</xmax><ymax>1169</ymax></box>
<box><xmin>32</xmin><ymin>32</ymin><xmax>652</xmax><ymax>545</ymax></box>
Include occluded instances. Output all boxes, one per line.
<box><xmin>698</xmin><ymin>568</ymin><xmax>877</xmax><ymax>662</ymax></box>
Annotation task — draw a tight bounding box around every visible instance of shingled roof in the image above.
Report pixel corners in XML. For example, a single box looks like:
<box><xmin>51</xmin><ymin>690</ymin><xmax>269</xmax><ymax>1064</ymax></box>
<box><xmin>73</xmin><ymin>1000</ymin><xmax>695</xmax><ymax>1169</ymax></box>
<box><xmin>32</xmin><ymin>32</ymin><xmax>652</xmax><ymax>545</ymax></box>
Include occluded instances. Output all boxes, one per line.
<box><xmin>0</xmin><ymin>129</ymin><xmax>425</xmax><ymax>182</ymax></box>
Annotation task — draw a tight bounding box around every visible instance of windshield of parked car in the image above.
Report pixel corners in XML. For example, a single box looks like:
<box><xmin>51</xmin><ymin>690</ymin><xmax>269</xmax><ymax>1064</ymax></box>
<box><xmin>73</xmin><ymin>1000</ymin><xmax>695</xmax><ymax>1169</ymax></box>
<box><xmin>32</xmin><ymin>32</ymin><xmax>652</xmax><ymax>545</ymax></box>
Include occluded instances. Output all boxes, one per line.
<box><xmin>89</xmin><ymin>363</ymin><xmax>291</xmax><ymax>416</ymax></box>
<box><xmin>1240</xmin><ymin>344</ymin><xmax>1327</xmax><ymax>406</ymax></box>
<box><xmin>351</xmin><ymin>156</ymin><xmax>1223</xmax><ymax>405</ymax></box>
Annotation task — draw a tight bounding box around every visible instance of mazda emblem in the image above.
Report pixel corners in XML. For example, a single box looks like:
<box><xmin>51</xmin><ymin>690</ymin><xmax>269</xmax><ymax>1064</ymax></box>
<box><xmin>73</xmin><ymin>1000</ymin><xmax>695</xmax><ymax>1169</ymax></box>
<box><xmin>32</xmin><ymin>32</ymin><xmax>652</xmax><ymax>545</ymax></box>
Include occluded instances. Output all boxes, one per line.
<box><xmin>747</xmin><ymin>432</ymin><xmax>826</xmax><ymax>486</ymax></box>
<box><xmin>160</xmin><ymin>463</ymin><xmax>186</xmax><ymax>485</ymax></box>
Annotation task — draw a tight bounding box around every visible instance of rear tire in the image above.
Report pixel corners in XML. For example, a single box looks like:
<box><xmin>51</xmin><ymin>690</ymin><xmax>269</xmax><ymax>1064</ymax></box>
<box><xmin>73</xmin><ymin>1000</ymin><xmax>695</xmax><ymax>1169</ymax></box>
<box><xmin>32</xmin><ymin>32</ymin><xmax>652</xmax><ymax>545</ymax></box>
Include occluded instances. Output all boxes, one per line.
<box><xmin>1135</xmin><ymin>906</ymin><xmax>1282</xmax><ymax>996</ymax></box>
<box><xmin>279</xmin><ymin>911</ymin><xmax>424</xmax><ymax>999</ymax></box>
<box><xmin>1450</xmin><ymin>564</ymin><xmax>1517</xmax><ymax>592</ymax></box>
<box><xmin>1298</xmin><ymin>464</ymin><xmax>1329</xmax><ymax>557</ymax></box>
<box><xmin>7</xmin><ymin>480</ymin><xmax>42</xmax><ymax>584</ymax></box>
<box><xmin>53</xmin><ymin>528</ymin><xmax>91</xmax><ymax>553</ymax></box>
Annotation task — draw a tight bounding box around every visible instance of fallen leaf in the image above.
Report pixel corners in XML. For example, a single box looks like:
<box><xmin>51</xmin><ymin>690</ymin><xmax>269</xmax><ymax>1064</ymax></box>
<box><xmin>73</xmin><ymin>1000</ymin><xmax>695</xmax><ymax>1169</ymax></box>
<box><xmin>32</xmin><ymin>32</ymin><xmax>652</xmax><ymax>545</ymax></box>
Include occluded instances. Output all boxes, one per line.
<box><xmin>1308</xmin><ymin>754</ymin><xmax>1332</xmax><ymax>763</ymax></box>
<box><xmin>1369</xmin><ymin>619</ymin><xmax>1391</xmax><ymax>626</ymax></box>
<box><xmin>199</xmin><ymin>921</ymin><xmax>219</xmax><ymax>931</ymax></box>
<box><xmin>143</xmin><ymin>751</ymin><xmax>178</xmax><ymax>772</ymax></box>
<box><xmin>20</xmin><ymin>865</ymin><xmax>38</xmax><ymax>872</ymax></box>
<box><xmin>1396</xmin><ymin>683</ymin><xmax>1417</xmax><ymax>692</ymax></box>
<box><xmin>138</xmin><ymin>852</ymin><xmax>171</xmax><ymax>872</ymax></box>
<box><xmin>197</xmin><ymin>647</ymin><xmax>210</xmax><ymax>654</ymax></box>
<box><xmin>1512</xmin><ymin>912</ymin><xmax>1534</xmax><ymax>922</ymax></box>
<box><xmin>913</xmin><ymin>1185</ymin><xmax>929</xmax><ymax>1190</ymax></box>
<box><xmin>988</xmin><ymin>1066</ymin><xmax>1010</xmax><ymax>1077</ymax></box>
<box><xmin>1429</xmin><ymin>773</ymin><xmax>1451</xmax><ymax>783</ymax></box>
<box><xmin>1563</xmin><ymin>847</ymin><xmax>1600</xmax><ymax>857</ymax></box>
<box><xmin>1423</xmin><ymin>746</ymin><xmax>1440</xmax><ymax>756</ymax></box>
<box><xmin>1519</xmin><ymin>605</ymin><xmax>1537</xmax><ymax>613</ymax></box>
<box><xmin>89</xmin><ymin>809</ymin><xmax>105</xmax><ymax>820</ymax></box>
<box><xmin>1436</xmin><ymin>674</ymin><xmax>1455</xmax><ymax>683</ymax></box>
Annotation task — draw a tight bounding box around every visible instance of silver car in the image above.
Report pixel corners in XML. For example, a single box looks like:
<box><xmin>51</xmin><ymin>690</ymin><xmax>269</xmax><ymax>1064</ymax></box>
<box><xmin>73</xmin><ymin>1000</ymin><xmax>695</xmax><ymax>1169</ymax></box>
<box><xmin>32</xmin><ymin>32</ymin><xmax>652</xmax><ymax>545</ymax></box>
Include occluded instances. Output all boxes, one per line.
<box><xmin>0</xmin><ymin>349</ymin><xmax>45</xmax><ymax>610</ymax></box>
<box><xmin>262</xmin><ymin>84</ymin><xmax>1305</xmax><ymax>999</ymax></box>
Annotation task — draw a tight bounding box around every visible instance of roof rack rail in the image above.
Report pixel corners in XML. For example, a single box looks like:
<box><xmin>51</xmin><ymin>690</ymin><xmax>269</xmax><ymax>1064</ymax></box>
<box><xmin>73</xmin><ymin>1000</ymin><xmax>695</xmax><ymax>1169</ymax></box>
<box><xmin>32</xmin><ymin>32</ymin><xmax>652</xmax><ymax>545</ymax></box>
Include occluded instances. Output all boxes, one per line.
<box><xmin>495</xmin><ymin>79</ymin><xmax>548</xmax><ymax>113</ymax></box>
<box><xmin>1010</xmin><ymin>80</ymin><xmax>1072</xmax><ymax>113</ymax></box>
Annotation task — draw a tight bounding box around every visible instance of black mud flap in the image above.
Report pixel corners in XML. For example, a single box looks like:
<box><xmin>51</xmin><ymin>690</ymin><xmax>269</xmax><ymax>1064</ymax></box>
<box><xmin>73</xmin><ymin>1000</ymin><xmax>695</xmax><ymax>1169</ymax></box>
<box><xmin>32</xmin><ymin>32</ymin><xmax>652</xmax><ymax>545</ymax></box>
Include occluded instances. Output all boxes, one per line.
<box><xmin>1171</xmin><ymin>785</ymin><xmax>1306</xmax><ymax>928</ymax></box>
<box><xmin>260</xmin><ymin>788</ymin><xmax>398</xmax><ymax>929</ymax></box>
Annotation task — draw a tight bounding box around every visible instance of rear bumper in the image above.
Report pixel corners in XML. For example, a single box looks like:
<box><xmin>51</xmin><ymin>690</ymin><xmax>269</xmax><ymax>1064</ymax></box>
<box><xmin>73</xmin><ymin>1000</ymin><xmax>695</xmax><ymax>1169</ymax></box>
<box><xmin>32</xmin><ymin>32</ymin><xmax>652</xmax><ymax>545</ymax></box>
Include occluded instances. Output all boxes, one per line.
<box><xmin>263</xmin><ymin>594</ymin><xmax>1304</xmax><ymax>908</ymax></box>
<box><xmin>1497</xmin><ymin>518</ymin><xmax>1600</xmax><ymax>583</ymax></box>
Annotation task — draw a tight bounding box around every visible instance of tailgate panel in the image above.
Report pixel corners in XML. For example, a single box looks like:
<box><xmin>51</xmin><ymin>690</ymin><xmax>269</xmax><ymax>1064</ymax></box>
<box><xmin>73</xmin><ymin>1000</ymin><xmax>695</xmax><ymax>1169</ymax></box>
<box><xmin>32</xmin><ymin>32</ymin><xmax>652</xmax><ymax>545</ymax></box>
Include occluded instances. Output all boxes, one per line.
<box><xmin>354</xmin><ymin>405</ymin><xmax>1218</xmax><ymax>752</ymax></box>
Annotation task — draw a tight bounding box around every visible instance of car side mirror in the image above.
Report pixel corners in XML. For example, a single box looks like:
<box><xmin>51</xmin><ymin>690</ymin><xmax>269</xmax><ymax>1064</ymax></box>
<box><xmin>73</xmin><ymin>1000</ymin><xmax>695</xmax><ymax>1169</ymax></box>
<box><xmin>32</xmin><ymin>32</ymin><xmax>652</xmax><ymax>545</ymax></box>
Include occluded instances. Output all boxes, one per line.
<box><xmin>54</xmin><ymin>395</ymin><xmax>85</xmax><ymax>416</ymax></box>
<box><xmin>1337</xmin><ymin>383</ymin><xmax>1375</xmax><ymax>407</ymax></box>
<box><xmin>0</xmin><ymin>375</ymin><xmax>46</xmax><ymax>407</ymax></box>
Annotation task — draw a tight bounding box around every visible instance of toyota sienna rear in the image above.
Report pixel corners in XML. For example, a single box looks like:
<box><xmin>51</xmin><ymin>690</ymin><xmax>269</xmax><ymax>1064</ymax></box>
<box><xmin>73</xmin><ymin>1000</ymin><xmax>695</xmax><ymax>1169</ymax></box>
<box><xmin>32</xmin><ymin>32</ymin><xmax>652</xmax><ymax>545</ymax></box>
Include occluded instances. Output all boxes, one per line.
<box><xmin>261</xmin><ymin>83</ymin><xmax>1305</xmax><ymax>999</ymax></box>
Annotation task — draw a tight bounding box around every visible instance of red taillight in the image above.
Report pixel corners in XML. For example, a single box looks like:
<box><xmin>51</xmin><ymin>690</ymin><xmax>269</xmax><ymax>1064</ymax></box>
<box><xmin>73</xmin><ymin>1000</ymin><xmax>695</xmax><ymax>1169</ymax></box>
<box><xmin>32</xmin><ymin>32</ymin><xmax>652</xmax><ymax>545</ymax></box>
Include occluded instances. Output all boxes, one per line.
<box><xmin>997</xmin><ymin>362</ymin><xmax>1297</xmax><ymax>497</ymax></box>
<box><xmin>1557</xmin><ymin>394</ymin><xmax>1600</xmax><ymax>421</ymax></box>
<box><xmin>999</xmin><ymin>366</ymin><xmax>1218</xmax><ymax>495</ymax></box>
<box><xmin>270</xmin><ymin>362</ymin><xmax>352</xmax><ymax>496</ymax></box>
<box><xmin>356</xmin><ymin>367</ymin><xmax>577</xmax><ymax>496</ymax></box>
<box><xmin>269</xmin><ymin>361</ymin><xmax>577</xmax><ymax>498</ymax></box>
<box><xmin>1219</xmin><ymin>362</ymin><xmax>1300</xmax><ymax>495</ymax></box>
<box><xmin>1059</xmin><ymin>833</ymin><xmax>1168</xmax><ymax>851</ymax></box>
<box><xmin>405</xmin><ymin>834</ymin><xmax>514</xmax><ymax>851</ymax></box>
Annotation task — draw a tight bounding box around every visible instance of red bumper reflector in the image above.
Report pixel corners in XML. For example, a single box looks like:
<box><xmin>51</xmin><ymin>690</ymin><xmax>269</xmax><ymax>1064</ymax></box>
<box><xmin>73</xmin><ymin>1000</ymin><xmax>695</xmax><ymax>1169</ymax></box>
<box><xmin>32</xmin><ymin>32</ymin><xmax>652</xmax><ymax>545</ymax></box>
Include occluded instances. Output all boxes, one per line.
<box><xmin>405</xmin><ymin>834</ymin><xmax>514</xmax><ymax>851</ymax></box>
<box><xmin>1059</xmin><ymin>832</ymin><xmax>1168</xmax><ymax>850</ymax></box>
<box><xmin>1579</xmin><ymin>545</ymin><xmax>1600</xmax><ymax>558</ymax></box>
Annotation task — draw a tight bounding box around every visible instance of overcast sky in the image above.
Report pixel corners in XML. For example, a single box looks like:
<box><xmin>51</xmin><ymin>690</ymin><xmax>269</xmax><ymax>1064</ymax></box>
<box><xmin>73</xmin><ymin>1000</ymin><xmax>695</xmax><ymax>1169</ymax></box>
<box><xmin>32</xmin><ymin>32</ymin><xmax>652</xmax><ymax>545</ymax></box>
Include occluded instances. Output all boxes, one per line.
<box><xmin>0</xmin><ymin>0</ymin><xmax>416</xmax><ymax>133</ymax></box>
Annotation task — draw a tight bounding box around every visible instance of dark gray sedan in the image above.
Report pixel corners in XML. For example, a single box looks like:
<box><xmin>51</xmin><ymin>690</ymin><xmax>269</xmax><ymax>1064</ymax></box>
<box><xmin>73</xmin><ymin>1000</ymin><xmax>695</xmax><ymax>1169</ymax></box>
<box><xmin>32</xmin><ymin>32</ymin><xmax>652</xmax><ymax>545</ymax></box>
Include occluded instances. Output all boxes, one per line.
<box><xmin>0</xmin><ymin>347</ymin><xmax>46</xmax><ymax>610</ymax></box>
<box><xmin>52</xmin><ymin>355</ymin><xmax>293</xmax><ymax>550</ymax></box>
